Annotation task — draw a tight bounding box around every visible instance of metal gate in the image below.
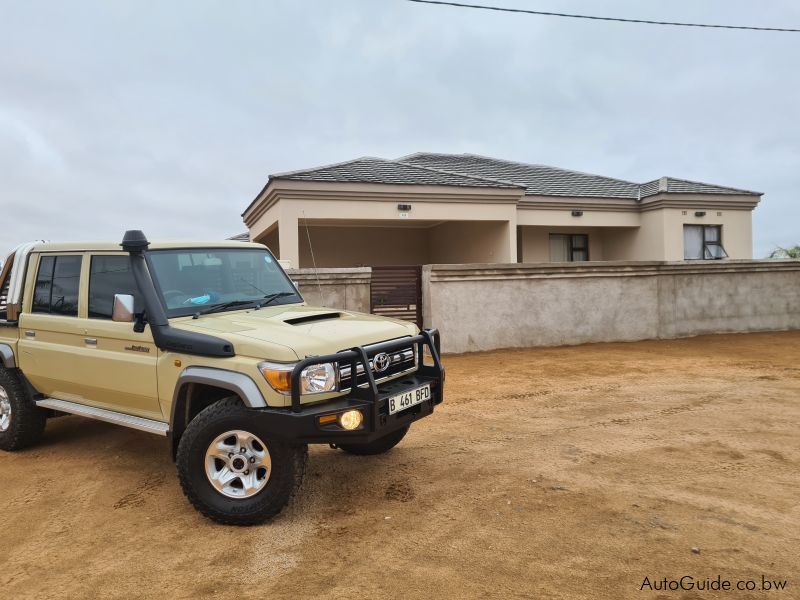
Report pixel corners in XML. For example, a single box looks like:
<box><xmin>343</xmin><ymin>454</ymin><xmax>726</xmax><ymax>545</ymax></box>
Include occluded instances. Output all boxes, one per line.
<box><xmin>370</xmin><ymin>265</ymin><xmax>423</xmax><ymax>329</ymax></box>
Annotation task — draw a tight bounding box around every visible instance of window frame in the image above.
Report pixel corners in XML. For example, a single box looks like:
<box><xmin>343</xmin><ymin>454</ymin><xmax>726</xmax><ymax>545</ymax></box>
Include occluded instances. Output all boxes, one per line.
<box><xmin>549</xmin><ymin>233</ymin><xmax>590</xmax><ymax>262</ymax></box>
<box><xmin>87</xmin><ymin>253</ymin><xmax>142</xmax><ymax>320</ymax></box>
<box><xmin>683</xmin><ymin>225</ymin><xmax>728</xmax><ymax>260</ymax></box>
<box><xmin>30</xmin><ymin>253</ymin><xmax>84</xmax><ymax>317</ymax></box>
<box><xmin>31</xmin><ymin>255</ymin><xmax>56</xmax><ymax>315</ymax></box>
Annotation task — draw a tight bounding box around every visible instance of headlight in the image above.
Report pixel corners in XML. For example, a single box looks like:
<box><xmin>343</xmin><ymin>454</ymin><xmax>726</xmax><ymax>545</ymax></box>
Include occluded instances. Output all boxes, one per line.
<box><xmin>259</xmin><ymin>361</ymin><xmax>337</xmax><ymax>395</ymax></box>
<box><xmin>299</xmin><ymin>363</ymin><xmax>337</xmax><ymax>394</ymax></box>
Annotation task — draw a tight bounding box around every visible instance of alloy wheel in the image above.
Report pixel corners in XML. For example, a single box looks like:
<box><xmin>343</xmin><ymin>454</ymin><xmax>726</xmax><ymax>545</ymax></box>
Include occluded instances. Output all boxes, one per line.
<box><xmin>0</xmin><ymin>386</ymin><xmax>11</xmax><ymax>432</ymax></box>
<box><xmin>204</xmin><ymin>430</ymin><xmax>271</xmax><ymax>499</ymax></box>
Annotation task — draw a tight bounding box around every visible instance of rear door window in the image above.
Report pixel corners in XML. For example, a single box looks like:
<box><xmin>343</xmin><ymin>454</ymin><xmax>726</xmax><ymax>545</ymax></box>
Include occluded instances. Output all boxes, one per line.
<box><xmin>32</xmin><ymin>255</ymin><xmax>82</xmax><ymax>316</ymax></box>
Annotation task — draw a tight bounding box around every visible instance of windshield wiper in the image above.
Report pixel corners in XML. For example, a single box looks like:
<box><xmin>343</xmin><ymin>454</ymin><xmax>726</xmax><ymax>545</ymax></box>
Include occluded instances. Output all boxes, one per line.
<box><xmin>192</xmin><ymin>292</ymin><xmax>296</xmax><ymax>318</ymax></box>
<box><xmin>193</xmin><ymin>299</ymin><xmax>259</xmax><ymax>318</ymax></box>
<box><xmin>260</xmin><ymin>292</ymin><xmax>296</xmax><ymax>306</ymax></box>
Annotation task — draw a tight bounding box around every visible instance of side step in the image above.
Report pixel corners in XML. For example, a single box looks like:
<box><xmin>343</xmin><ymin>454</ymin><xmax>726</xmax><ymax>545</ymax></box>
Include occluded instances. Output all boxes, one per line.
<box><xmin>35</xmin><ymin>398</ymin><xmax>169</xmax><ymax>436</ymax></box>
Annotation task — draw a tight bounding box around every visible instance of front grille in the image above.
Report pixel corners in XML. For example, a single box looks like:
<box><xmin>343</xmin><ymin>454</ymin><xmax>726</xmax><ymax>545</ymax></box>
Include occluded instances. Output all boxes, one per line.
<box><xmin>338</xmin><ymin>345</ymin><xmax>417</xmax><ymax>391</ymax></box>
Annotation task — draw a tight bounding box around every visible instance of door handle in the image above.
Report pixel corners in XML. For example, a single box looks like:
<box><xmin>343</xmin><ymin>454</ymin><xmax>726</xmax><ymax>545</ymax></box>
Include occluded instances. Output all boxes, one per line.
<box><xmin>24</xmin><ymin>331</ymin><xmax>35</xmax><ymax>338</ymax></box>
<box><xmin>84</xmin><ymin>338</ymin><xmax>98</xmax><ymax>346</ymax></box>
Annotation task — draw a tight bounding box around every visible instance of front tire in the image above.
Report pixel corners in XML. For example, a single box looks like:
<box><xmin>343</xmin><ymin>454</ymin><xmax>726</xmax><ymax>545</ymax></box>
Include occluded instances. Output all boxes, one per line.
<box><xmin>0</xmin><ymin>368</ymin><xmax>47</xmax><ymax>452</ymax></box>
<box><xmin>176</xmin><ymin>398</ymin><xmax>307</xmax><ymax>526</ymax></box>
<box><xmin>337</xmin><ymin>425</ymin><xmax>410</xmax><ymax>456</ymax></box>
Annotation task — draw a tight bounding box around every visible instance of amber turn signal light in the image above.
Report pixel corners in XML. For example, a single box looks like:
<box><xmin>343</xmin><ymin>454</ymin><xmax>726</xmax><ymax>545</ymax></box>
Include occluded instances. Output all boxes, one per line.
<box><xmin>260</xmin><ymin>366</ymin><xmax>292</xmax><ymax>394</ymax></box>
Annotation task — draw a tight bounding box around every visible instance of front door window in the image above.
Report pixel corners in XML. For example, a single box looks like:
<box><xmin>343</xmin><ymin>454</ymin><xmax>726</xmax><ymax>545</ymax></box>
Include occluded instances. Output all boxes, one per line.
<box><xmin>88</xmin><ymin>255</ymin><xmax>142</xmax><ymax>319</ymax></box>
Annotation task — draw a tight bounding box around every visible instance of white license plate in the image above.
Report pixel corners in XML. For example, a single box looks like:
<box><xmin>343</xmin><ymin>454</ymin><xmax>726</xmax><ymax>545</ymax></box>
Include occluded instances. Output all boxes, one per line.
<box><xmin>387</xmin><ymin>384</ymin><xmax>431</xmax><ymax>415</ymax></box>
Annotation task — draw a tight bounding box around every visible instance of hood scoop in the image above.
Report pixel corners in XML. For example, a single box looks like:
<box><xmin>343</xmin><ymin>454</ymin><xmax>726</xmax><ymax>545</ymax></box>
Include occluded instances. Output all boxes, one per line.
<box><xmin>284</xmin><ymin>312</ymin><xmax>342</xmax><ymax>326</ymax></box>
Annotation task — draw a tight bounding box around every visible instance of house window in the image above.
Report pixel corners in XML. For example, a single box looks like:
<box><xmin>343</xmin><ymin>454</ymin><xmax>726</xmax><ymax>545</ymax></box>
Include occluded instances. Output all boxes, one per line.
<box><xmin>32</xmin><ymin>255</ymin><xmax>82</xmax><ymax>316</ymax></box>
<box><xmin>683</xmin><ymin>225</ymin><xmax>728</xmax><ymax>260</ymax></box>
<box><xmin>549</xmin><ymin>234</ymin><xmax>589</xmax><ymax>262</ymax></box>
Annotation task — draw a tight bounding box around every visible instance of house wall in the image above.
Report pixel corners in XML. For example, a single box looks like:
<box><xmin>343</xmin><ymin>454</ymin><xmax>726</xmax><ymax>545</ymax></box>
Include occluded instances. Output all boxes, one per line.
<box><xmin>298</xmin><ymin>226</ymin><xmax>431</xmax><ymax>267</ymax></box>
<box><xmin>254</xmin><ymin>204</ymin><xmax>756</xmax><ymax>266</ymax></box>
<box><xmin>602</xmin><ymin>209</ymin><xmax>665</xmax><ymax>261</ymax></box>
<box><xmin>246</xmin><ymin>187</ymin><xmax>520</xmax><ymax>268</ymax></box>
<box><xmin>244</xmin><ymin>181</ymin><xmax>758</xmax><ymax>266</ymax></box>
<box><xmin>294</xmin><ymin>221</ymin><xmax>516</xmax><ymax>268</ymax></box>
<box><xmin>660</xmin><ymin>207</ymin><xmax>753</xmax><ymax>260</ymax></box>
<box><xmin>429</xmin><ymin>221</ymin><xmax>514</xmax><ymax>264</ymax></box>
<box><xmin>596</xmin><ymin>228</ymin><xmax>637</xmax><ymax>261</ymax></box>
<box><xmin>517</xmin><ymin>207</ymin><xmax>639</xmax><ymax>228</ymax></box>
<box><xmin>259</xmin><ymin>227</ymin><xmax>280</xmax><ymax>257</ymax></box>
<box><xmin>519</xmin><ymin>226</ymin><xmax>608</xmax><ymax>262</ymax></box>
<box><xmin>248</xmin><ymin>202</ymin><xmax>280</xmax><ymax>249</ymax></box>
<box><xmin>421</xmin><ymin>261</ymin><xmax>800</xmax><ymax>353</ymax></box>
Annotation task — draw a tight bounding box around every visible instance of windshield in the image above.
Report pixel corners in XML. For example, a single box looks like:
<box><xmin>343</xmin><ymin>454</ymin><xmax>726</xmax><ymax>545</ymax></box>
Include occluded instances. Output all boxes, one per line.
<box><xmin>147</xmin><ymin>248</ymin><xmax>301</xmax><ymax>317</ymax></box>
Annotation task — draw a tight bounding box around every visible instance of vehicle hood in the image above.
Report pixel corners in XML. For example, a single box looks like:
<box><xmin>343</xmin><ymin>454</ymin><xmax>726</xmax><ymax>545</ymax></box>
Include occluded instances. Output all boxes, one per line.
<box><xmin>170</xmin><ymin>304</ymin><xmax>418</xmax><ymax>360</ymax></box>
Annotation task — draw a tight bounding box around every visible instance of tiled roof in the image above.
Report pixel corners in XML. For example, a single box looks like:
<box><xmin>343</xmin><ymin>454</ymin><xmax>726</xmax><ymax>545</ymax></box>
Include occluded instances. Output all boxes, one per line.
<box><xmin>399</xmin><ymin>153</ymin><xmax>641</xmax><ymax>199</ymax></box>
<box><xmin>268</xmin><ymin>153</ymin><xmax>762</xmax><ymax>199</ymax></box>
<box><xmin>270</xmin><ymin>156</ymin><xmax>523</xmax><ymax>189</ymax></box>
<box><xmin>639</xmin><ymin>177</ymin><xmax>760</xmax><ymax>198</ymax></box>
<box><xmin>638</xmin><ymin>180</ymin><xmax>661</xmax><ymax>198</ymax></box>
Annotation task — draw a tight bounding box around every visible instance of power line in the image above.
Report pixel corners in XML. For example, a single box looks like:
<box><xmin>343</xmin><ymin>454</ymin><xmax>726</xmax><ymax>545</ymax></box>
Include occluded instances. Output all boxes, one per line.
<box><xmin>404</xmin><ymin>0</ymin><xmax>800</xmax><ymax>33</ymax></box>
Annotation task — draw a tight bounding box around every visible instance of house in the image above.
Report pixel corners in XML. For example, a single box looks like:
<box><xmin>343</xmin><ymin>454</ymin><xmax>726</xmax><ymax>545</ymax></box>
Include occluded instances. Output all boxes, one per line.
<box><xmin>242</xmin><ymin>153</ymin><xmax>762</xmax><ymax>268</ymax></box>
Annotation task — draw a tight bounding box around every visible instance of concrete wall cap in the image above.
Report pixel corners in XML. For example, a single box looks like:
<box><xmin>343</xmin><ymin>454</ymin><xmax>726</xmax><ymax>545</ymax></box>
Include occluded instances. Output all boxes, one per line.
<box><xmin>286</xmin><ymin>267</ymin><xmax>372</xmax><ymax>285</ymax></box>
<box><xmin>424</xmin><ymin>260</ymin><xmax>800</xmax><ymax>282</ymax></box>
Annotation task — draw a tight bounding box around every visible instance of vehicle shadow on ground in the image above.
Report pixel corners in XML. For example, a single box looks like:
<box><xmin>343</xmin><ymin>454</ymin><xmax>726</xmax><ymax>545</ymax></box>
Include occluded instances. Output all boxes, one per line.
<box><xmin>32</xmin><ymin>414</ymin><xmax>407</xmax><ymax>521</ymax></box>
<box><xmin>291</xmin><ymin>444</ymin><xmax>430</xmax><ymax>518</ymax></box>
<box><xmin>37</xmin><ymin>415</ymin><xmax>169</xmax><ymax>455</ymax></box>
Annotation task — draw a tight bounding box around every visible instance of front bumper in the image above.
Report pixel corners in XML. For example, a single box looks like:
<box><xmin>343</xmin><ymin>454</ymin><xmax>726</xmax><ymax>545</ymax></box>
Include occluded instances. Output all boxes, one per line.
<box><xmin>250</xmin><ymin>330</ymin><xmax>445</xmax><ymax>445</ymax></box>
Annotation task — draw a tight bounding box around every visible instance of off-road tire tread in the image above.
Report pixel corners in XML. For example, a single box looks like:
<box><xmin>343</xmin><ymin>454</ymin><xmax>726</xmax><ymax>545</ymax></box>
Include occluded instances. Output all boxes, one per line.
<box><xmin>176</xmin><ymin>397</ymin><xmax>307</xmax><ymax>526</ymax></box>
<box><xmin>0</xmin><ymin>368</ymin><xmax>47</xmax><ymax>452</ymax></box>
<box><xmin>337</xmin><ymin>425</ymin><xmax>410</xmax><ymax>456</ymax></box>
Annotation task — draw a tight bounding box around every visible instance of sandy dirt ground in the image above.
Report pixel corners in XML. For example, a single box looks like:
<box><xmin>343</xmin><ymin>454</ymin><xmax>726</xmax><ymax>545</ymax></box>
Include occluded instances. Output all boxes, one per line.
<box><xmin>1</xmin><ymin>332</ymin><xmax>798</xmax><ymax>599</ymax></box>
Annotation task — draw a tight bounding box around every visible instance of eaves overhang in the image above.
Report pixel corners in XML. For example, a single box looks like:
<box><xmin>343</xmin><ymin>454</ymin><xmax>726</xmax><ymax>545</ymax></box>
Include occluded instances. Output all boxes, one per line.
<box><xmin>243</xmin><ymin>179</ymin><xmax>525</xmax><ymax>227</ymax></box>
<box><xmin>638</xmin><ymin>192</ymin><xmax>761</xmax><ymax>212</ymax></box>
<box><xmin>518</xmin><ymin>196</ymin><xmax>640</xmax><ymax>212</ymax></box>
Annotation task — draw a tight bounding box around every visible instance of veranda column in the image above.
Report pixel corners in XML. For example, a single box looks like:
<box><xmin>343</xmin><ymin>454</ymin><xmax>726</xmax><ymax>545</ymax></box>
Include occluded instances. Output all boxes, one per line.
<box><xmin>278</xmin><ymin>211</ymin><xmax>300</xmax><ymax>268</ymax></box>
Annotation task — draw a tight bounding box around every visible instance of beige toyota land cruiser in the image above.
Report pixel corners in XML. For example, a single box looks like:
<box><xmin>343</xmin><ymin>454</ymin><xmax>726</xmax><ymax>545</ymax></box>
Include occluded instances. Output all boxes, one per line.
<box><xmin>0</xmin><ymin>231</ymin><xmax>444</xmax><ymax>525</ymax></box>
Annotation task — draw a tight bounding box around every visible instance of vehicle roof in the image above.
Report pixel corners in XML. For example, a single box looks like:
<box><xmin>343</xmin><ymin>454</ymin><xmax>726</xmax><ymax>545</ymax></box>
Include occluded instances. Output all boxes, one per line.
<box><xmin>30</xmin><ymin>240</ymin><xmax>266</xmax><ymax>253</ymax></box>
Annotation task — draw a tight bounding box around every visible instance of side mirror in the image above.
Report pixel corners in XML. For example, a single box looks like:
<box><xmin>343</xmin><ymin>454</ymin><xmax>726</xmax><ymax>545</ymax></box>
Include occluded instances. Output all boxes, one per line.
<box><xmin>112</xmin><ymin>294</ymin><xmax>135</xmax><ymax>323</ymax></box>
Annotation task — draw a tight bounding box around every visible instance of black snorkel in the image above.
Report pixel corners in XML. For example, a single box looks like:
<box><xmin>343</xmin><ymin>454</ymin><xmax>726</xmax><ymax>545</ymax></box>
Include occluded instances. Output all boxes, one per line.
<box><xmin>122</xmin><ymin>230</ymin><xmax>235</xmax><ymax>357</ymax></box>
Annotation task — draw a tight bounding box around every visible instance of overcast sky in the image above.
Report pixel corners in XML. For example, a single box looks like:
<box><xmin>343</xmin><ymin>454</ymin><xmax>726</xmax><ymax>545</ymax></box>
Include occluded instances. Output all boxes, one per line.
<box><xmin>1</xmin><ymin>0</ymin><xmax>798</xmax><ymax>257</ymax></box>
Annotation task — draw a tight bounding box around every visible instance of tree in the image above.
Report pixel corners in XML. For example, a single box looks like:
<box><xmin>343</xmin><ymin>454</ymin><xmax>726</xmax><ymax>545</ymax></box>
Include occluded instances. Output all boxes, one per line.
<box><xmin>768</xmin><ymin>245</ymin><xmax>800</xmax><ymax>259</ymax></box>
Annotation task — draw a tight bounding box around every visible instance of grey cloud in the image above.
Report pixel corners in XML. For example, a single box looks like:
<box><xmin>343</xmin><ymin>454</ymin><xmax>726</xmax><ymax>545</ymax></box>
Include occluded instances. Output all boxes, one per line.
<box><xmin>1</xmin><ymin>0</ymin><xmax>798</xmax><ymax>256</ymax></box>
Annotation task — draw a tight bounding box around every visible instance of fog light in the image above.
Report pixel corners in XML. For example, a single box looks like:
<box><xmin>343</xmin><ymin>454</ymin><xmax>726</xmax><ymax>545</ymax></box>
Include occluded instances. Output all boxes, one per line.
<box><xmin>339</xmin><ymin>410</ymin><xmax>363</xmax><ymax>431</ymax></box>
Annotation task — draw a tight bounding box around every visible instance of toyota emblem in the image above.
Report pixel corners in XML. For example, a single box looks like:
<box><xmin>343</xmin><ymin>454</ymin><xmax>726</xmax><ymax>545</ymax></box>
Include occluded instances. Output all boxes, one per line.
<box><xmin>372</xmin><ymin>352</ymin><xmax>391</xmax><ymax>373</ymax></box>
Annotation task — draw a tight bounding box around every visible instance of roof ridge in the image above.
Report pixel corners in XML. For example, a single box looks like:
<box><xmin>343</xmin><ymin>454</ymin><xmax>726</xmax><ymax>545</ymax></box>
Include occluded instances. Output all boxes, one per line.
<box><xmin>270</xmin><ymin>155</ymin><xmax>522</xmax><ymax>189</ymax></box>
<box><xmin>392</xmin><ymin>157</ymin><xmax>524</xmax><ymax>188</ymax></box>
<box><xmin>395</xmin><ymin>151</ymin><xmax>460</xmax><ymax>162</ymax></box>
<box><xmin>269</xmin><ymin>156</ymin><xmax>385</xmax><ymax>179</ymax></box>
<box><xmin>460</xmin><ymin>153</ymin><xmax>641</xmax><ymax>187</ymax></box>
